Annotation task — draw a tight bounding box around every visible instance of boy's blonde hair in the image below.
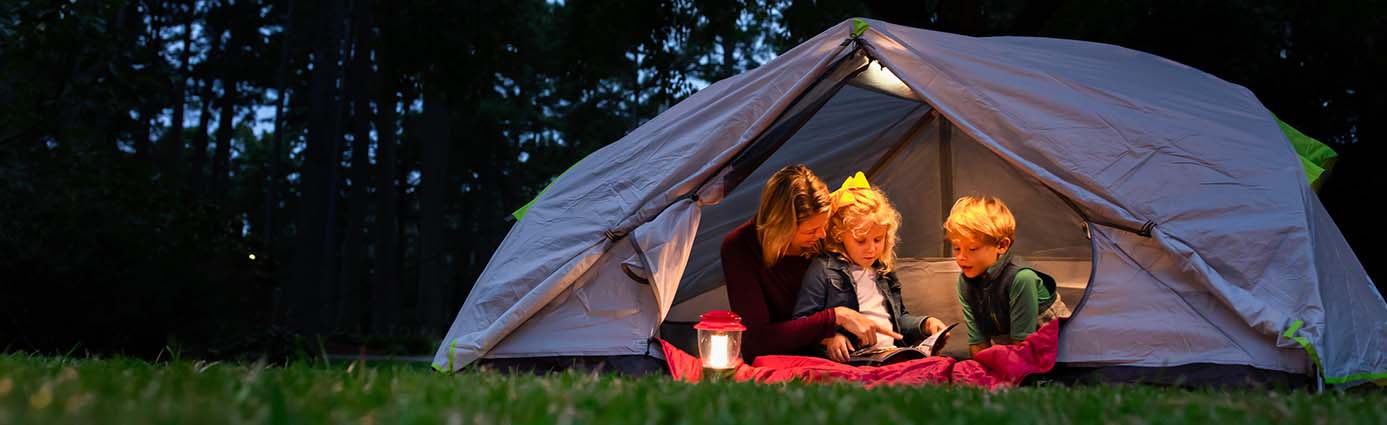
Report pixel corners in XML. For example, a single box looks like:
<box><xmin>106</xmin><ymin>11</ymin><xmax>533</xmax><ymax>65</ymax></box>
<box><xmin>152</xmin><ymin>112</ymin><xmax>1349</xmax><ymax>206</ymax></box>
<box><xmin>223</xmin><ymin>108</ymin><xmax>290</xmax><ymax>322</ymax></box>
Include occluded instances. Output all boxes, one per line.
<box><xmin>756</xmin><ymin>165</ymin><xmax>833</xmax><ymax>267</ymax></box>
<box><xmin>943</xmin><ymin>196</ymin><xmax>1015</xmax><ymax>246</ymax></box>
<box><xmin>822</xmin><ymin>186</ymin><xmax>902</xmax><ymax>272</ymax></box>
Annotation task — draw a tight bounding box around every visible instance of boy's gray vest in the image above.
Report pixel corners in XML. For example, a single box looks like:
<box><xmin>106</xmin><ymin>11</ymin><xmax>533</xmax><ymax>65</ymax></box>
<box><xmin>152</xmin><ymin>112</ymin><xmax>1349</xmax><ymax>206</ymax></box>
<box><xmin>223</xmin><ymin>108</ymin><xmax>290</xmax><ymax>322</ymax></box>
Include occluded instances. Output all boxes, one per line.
<box><xmin>962</xmin><ymin>256</ymin><xmax>1057</xmax><ymax>339</ymax></box>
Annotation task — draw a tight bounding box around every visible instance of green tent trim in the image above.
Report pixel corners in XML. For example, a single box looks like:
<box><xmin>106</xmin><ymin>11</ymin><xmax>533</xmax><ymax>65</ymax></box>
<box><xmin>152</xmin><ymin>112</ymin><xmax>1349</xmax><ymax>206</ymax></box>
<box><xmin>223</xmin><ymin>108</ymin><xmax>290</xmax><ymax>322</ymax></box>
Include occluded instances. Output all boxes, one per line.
<box><xmin>1284</xmin><ymin>319</ymin><xmax>1387</xmax><ymax>386</ymax></box>
<box><xmin>511</xmin><ymin>188</ymin><xmax>547</xmax><ymax>221</ymax></box>
<box><xmin>433</xmin><ymin>340</ymin><xmax>459</xmax><ymax>373</ymax></box>
<box><xmin>1282</xmin><ymin>319</ymin><xmax>1324</xmax><ymax>379</ymax></box>
<box><xmin>511</xmin><ymin>156</ymin><xmax>587</xmax><ymax>221</ymax></box>
<box><xmin>1275</xmin><ymin>114</ymin><xmax>1338</xmax><ymax>191</ymax></box>
<box><xmin>852</xmin><ymin>18</ymin><xmax>869</xmax><ymax>38</ymax></box>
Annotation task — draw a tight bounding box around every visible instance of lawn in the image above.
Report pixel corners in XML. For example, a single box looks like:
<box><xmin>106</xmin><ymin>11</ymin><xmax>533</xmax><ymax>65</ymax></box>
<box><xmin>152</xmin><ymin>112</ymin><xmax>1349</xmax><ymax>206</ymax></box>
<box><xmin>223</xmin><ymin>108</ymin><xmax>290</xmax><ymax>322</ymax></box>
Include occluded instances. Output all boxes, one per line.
<box><xmin>1</xmin><ymin>353</ymin><xmax>1381</xmax><ymax>424</ymax></box>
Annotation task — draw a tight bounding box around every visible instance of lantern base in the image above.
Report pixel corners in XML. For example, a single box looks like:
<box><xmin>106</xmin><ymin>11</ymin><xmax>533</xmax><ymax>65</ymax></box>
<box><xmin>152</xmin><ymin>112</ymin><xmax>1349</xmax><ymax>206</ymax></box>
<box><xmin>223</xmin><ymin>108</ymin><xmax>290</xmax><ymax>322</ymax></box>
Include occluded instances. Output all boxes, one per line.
<box><xmin>701</xmin><ymin>366</ymin><xmax>737</xmax><ymax>382</ymax></box>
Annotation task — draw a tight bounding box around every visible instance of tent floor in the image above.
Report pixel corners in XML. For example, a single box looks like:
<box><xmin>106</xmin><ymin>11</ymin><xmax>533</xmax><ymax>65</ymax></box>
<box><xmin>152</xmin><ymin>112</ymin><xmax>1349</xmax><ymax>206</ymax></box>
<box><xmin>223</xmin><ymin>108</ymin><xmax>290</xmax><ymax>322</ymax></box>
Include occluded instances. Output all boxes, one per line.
<box><xmin>1036</xmin><ymin>363</ymin><xmax>1313</xmax><ymax>390</ymax></box>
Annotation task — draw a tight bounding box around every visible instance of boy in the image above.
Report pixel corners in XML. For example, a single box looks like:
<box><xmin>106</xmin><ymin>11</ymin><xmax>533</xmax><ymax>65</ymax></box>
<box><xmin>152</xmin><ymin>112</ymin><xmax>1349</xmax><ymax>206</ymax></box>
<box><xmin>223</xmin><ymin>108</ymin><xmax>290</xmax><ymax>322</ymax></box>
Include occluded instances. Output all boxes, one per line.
<box><xmin>944</xmin><ymin>196</ymin><xmax>1069</xmax><ymax>356</ymax></box>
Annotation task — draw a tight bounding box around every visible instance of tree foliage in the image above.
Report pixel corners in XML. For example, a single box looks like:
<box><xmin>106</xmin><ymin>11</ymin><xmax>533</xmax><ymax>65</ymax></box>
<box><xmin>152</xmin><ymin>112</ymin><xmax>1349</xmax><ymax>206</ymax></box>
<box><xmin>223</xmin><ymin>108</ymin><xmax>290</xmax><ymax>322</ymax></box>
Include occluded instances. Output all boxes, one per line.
<box><xmin>1</xmin><ymin>0</ymin><xmax>1381</xmax><ymax>356</ymax></box>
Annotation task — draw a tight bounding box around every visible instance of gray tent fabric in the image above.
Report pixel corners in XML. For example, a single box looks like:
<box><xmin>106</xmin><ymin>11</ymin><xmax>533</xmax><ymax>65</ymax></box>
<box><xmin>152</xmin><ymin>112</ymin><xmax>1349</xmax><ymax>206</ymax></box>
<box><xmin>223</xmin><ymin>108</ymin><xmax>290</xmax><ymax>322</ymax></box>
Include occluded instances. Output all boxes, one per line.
<box><xmin>1058</xmin><ymin>223</ymin><xmax>1306</xmax><ymax>372</ymax></box>
<box><xmin>430</xmin><ymin>23</ymin><xmax>859</xmax><ymax>370</ymax></box>
<box><xmin>434</xmin><ymin>18</ymin><xmax>1386</xmax><ymax>387</ymax></box>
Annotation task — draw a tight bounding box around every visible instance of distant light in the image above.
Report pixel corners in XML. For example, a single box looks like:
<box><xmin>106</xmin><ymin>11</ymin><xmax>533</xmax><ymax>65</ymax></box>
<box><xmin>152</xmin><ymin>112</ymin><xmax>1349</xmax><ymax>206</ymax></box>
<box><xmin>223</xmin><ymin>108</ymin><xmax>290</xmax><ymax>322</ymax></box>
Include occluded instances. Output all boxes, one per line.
<box><xmin>249</xmin><ymin>254</ymin><xmax>257</xmax><ymax>260</ymax></box>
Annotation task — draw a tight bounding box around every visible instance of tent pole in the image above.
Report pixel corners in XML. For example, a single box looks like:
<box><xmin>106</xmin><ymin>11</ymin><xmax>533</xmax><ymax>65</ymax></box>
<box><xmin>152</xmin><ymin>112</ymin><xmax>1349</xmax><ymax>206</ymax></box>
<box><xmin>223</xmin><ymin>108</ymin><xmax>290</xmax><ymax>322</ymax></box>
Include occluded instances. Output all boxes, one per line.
<box><xmin>938</xmin><ymin>120</ymin><xmax>954</xmax><ymax>257</ymax></box>
<box><xmin>865</xmin><ymin>109</ymin><xmax>937</xmax><ymax>179</ymax></box>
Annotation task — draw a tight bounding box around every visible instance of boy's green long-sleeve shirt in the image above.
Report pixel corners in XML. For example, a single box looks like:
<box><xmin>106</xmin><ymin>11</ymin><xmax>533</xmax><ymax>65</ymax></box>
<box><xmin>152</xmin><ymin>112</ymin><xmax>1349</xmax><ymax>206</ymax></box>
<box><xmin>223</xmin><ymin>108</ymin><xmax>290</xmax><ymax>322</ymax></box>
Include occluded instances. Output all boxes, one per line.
<box><xmin>957</xmin><ymin>259</ymin><xmax>1054</xmax><ymax>345</ymax></box>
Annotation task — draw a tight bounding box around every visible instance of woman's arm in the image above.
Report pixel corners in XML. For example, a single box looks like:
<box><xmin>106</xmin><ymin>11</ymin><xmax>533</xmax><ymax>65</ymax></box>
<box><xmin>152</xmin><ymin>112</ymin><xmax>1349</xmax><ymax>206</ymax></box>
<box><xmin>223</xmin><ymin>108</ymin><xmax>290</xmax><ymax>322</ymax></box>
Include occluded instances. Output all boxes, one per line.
<box><xmin>721</xmin><ymin>236</ymin><xmax>837</xmax><ymax>358</ymax></box>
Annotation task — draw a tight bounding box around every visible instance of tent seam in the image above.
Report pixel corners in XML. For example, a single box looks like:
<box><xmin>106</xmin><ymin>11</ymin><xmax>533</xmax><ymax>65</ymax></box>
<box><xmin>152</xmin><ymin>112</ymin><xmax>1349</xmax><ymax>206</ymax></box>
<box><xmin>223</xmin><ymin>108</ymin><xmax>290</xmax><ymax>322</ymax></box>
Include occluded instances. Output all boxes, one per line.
<box><xmin>1103</xmin><ymin>226</ymin><xmax>1263</xmax><ymax>363</ymax></box>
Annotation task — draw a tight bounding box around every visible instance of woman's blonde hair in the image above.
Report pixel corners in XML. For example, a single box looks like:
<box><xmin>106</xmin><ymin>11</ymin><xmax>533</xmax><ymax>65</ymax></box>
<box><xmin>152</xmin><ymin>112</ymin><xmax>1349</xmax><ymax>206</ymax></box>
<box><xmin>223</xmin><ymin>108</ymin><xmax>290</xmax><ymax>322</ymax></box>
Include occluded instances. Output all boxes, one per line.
<box><xmin>755</xmin><ymin>165</ymin><xmax>832</xmax><ymax>267</ymax></box>
<box><xmin>822</xmin><ymin>186</ymin><xmax>902</xmax><ymax>272</ymax></box>
<box><xmin>943</xmin><ymin>196</ymin><xmax>1015</xmax><ymax>246</ymax></box>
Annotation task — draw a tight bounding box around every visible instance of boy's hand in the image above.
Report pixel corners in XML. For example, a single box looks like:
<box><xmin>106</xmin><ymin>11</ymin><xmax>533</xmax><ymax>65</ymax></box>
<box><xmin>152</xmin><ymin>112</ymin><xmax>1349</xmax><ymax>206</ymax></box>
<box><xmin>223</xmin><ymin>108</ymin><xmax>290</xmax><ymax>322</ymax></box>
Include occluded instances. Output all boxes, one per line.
<box><xmin>820</xmin><ymin>334</ymin><xmax>854</xmax><ymax>363</ymax></box>
<box><xmin>923</xmin><ymin>317</ymin><xmax>950</xmax><ymax>336</ymax></box>
<box><xmin>969</xmin><ymin>342</ymin><xmax>991</xmax><ymax>357</ymax></box>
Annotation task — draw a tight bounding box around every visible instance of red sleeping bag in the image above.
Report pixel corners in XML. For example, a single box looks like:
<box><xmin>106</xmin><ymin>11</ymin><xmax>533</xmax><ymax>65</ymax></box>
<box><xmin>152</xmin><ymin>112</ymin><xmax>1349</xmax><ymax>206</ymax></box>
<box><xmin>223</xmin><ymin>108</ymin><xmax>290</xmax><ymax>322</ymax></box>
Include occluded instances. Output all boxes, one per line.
<box><xmin>661</xmin><ymin>319</ymin><xmax>1060</xmax><ymax>389</ymax></box>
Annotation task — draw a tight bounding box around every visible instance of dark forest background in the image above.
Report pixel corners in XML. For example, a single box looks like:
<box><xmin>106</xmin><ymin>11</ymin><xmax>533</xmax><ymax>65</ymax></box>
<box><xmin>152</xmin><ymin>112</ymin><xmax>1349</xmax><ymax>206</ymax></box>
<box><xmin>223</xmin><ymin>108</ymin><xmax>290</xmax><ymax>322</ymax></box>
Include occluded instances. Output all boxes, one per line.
<box><xmin>2</xmin><ymin>0</ymin><xmax>1383</xmax><ymax>358</ymax></box>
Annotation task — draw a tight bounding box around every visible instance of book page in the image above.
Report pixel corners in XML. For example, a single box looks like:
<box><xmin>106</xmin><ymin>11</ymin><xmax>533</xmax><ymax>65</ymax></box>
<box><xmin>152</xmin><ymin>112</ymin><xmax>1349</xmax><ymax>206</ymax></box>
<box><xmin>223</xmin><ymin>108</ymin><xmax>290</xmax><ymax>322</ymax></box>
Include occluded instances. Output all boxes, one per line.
<box><xmin>849</xmin><ymin>346</ymin><xmax>895</xmax><ymax>359</ymax></box>
<box><xmin>916</xmin><ymin>323</ymin><xmax>959</xmax><ymax>356</ymax></box>
<box><xmin>847</xmin><ymin>322</ymin><xmax>959</xmax><ymax>364</ymax></box>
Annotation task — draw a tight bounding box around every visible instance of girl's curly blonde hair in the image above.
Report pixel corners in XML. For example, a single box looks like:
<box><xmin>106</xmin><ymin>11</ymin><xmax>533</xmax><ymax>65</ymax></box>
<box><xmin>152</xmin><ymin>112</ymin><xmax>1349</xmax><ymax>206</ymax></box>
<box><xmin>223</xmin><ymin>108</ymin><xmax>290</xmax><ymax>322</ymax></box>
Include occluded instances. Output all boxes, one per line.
<box><xmin>821</xmin><ymin>186</ymin><xmax>902</xmax><ymax>272</ymax></box>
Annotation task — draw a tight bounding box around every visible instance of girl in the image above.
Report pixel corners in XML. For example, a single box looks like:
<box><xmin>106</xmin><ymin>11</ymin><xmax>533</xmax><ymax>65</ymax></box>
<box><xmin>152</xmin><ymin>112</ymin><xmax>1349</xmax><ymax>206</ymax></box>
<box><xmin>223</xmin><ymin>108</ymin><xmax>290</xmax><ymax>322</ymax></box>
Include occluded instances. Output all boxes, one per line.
<box><xmin>793</xmin><ymin>172</ymin><xmax>948</xmax><ymax>362</ymax></box>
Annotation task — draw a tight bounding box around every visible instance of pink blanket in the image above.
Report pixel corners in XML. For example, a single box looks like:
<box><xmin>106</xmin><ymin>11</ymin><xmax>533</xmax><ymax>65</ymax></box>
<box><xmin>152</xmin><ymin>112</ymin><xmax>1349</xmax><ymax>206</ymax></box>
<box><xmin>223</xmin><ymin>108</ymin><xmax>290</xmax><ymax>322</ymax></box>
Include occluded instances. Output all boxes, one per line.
<box><xmin>661</xmin><ymin>319</ymin><xmax>1060</xmax><ymax>389</ymax></box>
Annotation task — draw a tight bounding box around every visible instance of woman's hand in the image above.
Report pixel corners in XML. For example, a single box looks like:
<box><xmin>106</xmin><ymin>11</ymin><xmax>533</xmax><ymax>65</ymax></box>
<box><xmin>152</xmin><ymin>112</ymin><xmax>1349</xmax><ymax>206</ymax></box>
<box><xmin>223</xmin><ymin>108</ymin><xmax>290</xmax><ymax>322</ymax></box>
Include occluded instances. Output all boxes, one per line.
<box><xmin>820</xmin><ymin>334</ymin><xmax>853</xmax><ymax>363</ymax></box>
<box><xmin>922</xmin><ymin>316</ymin><xmax>950</xmax><ymax>336</ymax></box>
<box><xmin>834</xmin><ymin>307</ymin><xmax>902</xmax><ymax>347</ymax></box>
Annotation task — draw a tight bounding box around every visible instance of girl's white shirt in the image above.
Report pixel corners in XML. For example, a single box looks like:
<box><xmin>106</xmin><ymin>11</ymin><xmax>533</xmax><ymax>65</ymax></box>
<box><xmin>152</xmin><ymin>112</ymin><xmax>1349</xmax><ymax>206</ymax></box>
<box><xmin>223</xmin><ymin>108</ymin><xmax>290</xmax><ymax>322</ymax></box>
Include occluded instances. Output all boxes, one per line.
<box><xmin>847</xmin><ymin>264</ymin><xmax>897</xmax><ymax>350</ymax></box>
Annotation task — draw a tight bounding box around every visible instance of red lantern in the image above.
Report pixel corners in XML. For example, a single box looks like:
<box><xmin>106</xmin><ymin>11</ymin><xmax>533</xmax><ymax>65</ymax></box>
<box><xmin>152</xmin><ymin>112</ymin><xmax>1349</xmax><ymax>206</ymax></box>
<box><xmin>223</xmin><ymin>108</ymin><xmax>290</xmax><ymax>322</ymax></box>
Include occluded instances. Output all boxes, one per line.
<box><xmin>694</xmin><ymin>310</ymin><xmax>746</xmax><ymax>370</ymax></box>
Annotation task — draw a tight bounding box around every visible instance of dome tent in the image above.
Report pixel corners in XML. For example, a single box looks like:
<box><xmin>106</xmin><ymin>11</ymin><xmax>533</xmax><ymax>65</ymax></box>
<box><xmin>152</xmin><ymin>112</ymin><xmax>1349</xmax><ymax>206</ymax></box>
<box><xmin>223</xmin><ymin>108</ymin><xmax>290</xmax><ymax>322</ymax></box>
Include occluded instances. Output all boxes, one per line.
<box><xmin>434</xmin><ymin>18</ymin><xmax>1385</xmax><ymax>388</ymax></box>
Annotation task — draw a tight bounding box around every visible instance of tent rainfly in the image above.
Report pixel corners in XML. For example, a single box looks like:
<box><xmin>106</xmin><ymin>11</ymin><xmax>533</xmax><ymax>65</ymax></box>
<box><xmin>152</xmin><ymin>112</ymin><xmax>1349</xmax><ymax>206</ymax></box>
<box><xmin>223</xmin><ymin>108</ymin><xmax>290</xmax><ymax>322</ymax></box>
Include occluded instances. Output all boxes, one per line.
<box><xmin>434</xmin><ymin>18</ymin><xmax>1384</xmax><ymax>388</ymax></box>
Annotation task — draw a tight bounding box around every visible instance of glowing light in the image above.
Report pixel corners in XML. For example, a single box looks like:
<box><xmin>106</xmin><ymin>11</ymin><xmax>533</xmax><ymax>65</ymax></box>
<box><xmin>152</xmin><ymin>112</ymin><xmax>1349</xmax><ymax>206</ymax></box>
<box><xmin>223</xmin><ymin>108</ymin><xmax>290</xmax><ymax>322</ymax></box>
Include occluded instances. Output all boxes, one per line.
<box><xmin>707</xmin><ymin>334</ymin><xmax>730</xmax><ymax>369</ymax></box>
<box><xmin>249</xmin><ymin>254</ymin><xmax>257</xmax><ymax>260</ymax></box>
<box><xmin>854</xmin><ymin>61</ymin><xmax>918</xmax><ymax>100</ymax></box>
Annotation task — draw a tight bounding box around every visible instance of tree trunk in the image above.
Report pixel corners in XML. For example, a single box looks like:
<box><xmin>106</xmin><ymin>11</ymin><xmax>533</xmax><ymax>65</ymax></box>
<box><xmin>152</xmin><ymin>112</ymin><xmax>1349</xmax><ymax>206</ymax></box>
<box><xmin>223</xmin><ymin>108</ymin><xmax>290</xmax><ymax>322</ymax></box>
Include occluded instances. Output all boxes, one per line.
<box><xmin>189</xmin><ymin>15</ymin><xmax>220</xmax><ymax>193</ymax></box>
<box><xmin>211</xmin><ymin>79</ymin><xmax>237</xmax><ymax>198</ymax></box>
<box><xmin>371</xmin><ymin>72</ymin><xmax>401</xmax><ymax>333</ymax></box>
<box><xmin>265</xmin><ymin>0</ymin><xmax>295</xmax><ymax>250</ymax></box>
<box><xmin>337</xmin><ymin>0</ymin><xmax>376</xmax><ymax>332</ymax></box>
<box><xmin>163</xmin><ymin>12</ymin><xmax>194</xmax><ymax>178</ymax></box>
<box><xmin>290</xmin><ymin>0</ymin><xmax>346</xmax><ymax>333</ymax></box>
<box><xmin>134</xmin><ymin>102</ymin><xmax>155</xmax><ymax>161</ymax></box>
<box><xmin>631</xmin><ymin>51</ymin><xmax>641</xmax><ymax>128</ymax></box>
<box><xmin>134</xmin><ymin>4</ymin><xmax>162</xmax><ymax>162</ymax></box>
<box><xmin>417</xmin><ymin>76</ymin><xmax>451</xmax><ymax>334</ymax></box>
<box><xmin>319</xmin><ymin>0</ymin><xmax>359</xmax><ymax>331</ymax></box>
<box><xmin>189</xmin><ymin>77</ymin><xmax>214</xmax><ymax>193</ymax></box>
<box><xmin>107</xmin><ymin>2</ymin><xmax>138</xmax><ymax>152</ymax></box>
<box><xmin>721</xmin><ymin>33</ymin><xmax>735</xmax><ymax>80</ymax></box>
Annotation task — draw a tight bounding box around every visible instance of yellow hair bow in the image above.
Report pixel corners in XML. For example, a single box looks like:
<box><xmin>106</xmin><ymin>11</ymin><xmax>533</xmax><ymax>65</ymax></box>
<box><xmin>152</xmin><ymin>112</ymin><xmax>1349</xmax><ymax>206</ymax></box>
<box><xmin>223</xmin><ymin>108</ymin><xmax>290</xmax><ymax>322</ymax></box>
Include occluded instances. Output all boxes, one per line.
<box><xmin>833</xmin><ymin>171</ymin><xmax>870</xmax><ymax>206</ymax></box>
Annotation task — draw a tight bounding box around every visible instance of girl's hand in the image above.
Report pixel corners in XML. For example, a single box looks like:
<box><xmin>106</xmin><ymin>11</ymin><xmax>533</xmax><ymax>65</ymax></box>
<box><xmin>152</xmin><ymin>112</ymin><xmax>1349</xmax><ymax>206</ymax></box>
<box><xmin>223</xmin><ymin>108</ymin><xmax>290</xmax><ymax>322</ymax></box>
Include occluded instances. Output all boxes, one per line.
<box><xmin>923</xmin><ymin>316</ymin><xmax>950</xmax><ymax>336</ymax></box>
<box><xmin>834</xmin><ymin>307</ymin><xmax>903</xmax><ymax>347</ymax></box>
<box><xmin>821</xmin><ymin>334</ymin><xmax>853</xmax><ymax>363</ymax></box>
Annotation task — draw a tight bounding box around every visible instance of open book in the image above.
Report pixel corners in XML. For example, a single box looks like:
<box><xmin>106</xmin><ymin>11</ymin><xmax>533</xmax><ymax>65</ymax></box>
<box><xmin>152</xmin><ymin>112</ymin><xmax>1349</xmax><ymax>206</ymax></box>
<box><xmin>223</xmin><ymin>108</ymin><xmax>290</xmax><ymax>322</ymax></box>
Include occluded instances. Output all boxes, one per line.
<box><xmin>847</xmin><ymin>322</ymin><xmax>958</xmax><ymax>366</ymax></box>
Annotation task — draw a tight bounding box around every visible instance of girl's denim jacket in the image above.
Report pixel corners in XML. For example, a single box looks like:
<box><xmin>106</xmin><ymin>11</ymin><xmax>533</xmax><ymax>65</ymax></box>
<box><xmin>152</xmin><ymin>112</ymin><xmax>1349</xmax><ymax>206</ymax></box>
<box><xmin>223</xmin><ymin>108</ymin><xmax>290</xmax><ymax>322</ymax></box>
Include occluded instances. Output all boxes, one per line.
<box><xmin>792</xmin><ymin>254</ymin><xmax>930</xmax><ymax>347</ymax></box>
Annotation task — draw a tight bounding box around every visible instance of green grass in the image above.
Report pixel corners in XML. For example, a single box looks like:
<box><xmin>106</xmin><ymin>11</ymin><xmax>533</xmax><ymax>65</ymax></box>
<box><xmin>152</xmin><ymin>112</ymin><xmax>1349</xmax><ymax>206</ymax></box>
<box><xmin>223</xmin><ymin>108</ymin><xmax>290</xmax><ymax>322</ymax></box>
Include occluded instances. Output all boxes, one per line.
<box><xmin>0</xmin><ymin>353</ymin><xmax>1382</xmax><ymax>424</ymax></box>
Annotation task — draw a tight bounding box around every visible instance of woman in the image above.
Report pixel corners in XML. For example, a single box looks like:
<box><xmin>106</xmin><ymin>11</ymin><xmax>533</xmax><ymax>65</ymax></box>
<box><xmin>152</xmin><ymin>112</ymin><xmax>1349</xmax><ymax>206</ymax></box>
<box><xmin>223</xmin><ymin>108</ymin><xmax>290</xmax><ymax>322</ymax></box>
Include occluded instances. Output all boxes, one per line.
<box><xmin>720</xmin><ymin>164</ymin><xmax>900</xmax><ymax>361</ymax></box>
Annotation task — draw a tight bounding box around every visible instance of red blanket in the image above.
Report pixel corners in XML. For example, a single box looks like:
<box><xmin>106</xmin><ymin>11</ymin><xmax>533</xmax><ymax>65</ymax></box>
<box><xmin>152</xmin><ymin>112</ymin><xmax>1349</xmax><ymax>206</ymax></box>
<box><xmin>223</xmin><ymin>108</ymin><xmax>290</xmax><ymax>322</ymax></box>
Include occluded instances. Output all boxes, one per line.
<box><xmin>661</xmin><ymin>319</ymin><xmax>1060</xmax><ymax>389</ymax></box>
